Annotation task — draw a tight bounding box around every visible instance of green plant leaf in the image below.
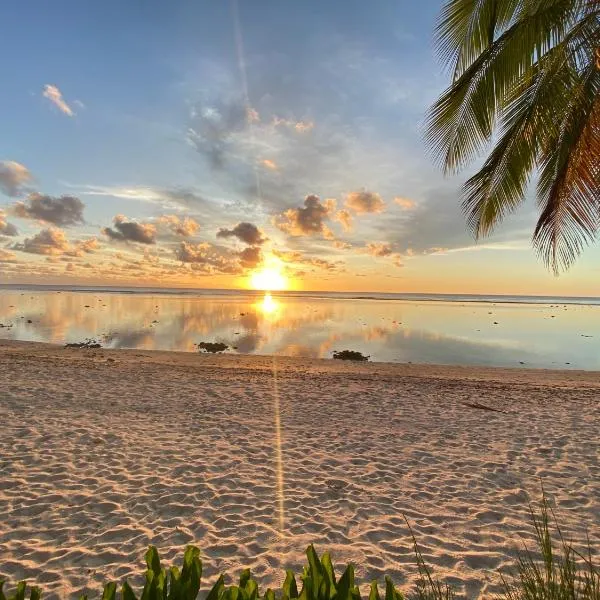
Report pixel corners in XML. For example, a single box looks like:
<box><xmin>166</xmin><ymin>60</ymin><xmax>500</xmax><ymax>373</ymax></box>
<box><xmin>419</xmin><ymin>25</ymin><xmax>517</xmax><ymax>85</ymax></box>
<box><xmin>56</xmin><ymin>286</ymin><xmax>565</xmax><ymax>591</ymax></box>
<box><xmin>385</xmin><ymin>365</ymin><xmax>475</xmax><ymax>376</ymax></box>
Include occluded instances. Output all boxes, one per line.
<box><xmin>239</xmin><ymin>570</ymin><xmax>251</xmax><ymax>590</ymax></box>
<box><xmin>283</xmin><ymin>571</ymin><xmax>299</xmax><ymax>600</ymax></box>
<box><xmin>146</xmin><ymin>547</ymin><xmax>162</xmax><ymax>577</ymax></box>
<box><xmin>102</xmin><ymin>582</ymin><xmax>116</xmax><ymax>600</ymax></box>
<box><xmin>13</xmin><ymin>582</ymin><xmax>26</xmax><ymax>600</ymax></box>
<box><xmin>368</xmin><ymin>582</ymin><xmax>380</xmax><ymax>600</ymax></box>
<box><xmin>28</xmin><ymin>587</ymin><xmax>41</xmax><ymax>600</ymax></box>
<box><xmin>122</xmin><ymin>581</ymin><xmax>137</xmax><ymax>600</ymax></box>
<box><xmin>321</xmin><ymin>553</ymin><xmax>336</xmax><ymax>596</ymax></box>
<box><xmin>206</xmin><ymin>575</ymin><xmax>225</xmax><ymax>600</ymax></box>
<box><xmin>336</xmin><ymin>566</ymin><xmax>355</xmax><ymax>600</ymax></box>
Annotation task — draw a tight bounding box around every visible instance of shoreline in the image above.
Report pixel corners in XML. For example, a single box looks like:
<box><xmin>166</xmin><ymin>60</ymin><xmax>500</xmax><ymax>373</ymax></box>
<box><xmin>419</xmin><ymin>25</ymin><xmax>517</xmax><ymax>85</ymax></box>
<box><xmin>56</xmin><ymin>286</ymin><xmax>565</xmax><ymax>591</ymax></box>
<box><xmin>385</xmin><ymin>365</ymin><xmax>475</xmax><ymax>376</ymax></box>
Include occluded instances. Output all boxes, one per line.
<box><xmin>2</xmin><ymin>339</ymin><xmax>599</xmax><ymax>388</ymax></box>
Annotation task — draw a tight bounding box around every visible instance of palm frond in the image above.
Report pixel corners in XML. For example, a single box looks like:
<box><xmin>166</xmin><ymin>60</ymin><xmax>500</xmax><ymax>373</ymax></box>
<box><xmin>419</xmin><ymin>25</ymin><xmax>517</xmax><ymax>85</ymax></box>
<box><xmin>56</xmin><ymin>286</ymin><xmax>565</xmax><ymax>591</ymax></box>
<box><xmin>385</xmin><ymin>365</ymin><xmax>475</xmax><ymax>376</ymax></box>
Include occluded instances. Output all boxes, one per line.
<box><xmin>533</xmin><ymin>66</ymin><xmax>600</xmax><ymax>272</ymax></box>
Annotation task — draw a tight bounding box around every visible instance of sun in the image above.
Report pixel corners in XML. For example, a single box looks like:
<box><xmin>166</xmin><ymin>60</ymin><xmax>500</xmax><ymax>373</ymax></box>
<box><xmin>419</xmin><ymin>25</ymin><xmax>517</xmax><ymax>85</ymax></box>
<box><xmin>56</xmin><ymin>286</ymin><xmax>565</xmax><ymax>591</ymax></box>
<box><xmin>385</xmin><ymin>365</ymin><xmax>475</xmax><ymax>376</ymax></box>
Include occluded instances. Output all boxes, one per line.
<box><xmin>249</xmin><ymin>266</ymin><xmax>288</xmax><ymax>291</ymax></box>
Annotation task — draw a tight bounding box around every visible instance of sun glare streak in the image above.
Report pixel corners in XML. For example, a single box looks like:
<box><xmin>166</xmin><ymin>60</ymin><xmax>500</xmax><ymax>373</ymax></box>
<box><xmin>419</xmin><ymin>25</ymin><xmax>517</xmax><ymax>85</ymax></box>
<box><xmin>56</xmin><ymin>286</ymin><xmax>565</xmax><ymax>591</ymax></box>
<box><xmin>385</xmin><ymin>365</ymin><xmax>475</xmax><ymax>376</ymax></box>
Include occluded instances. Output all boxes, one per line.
<box><xmin>271</xmin><ymin>355</ymin><xmax>286</xmax><ymax>534</ymax></box>
<box><xmin>231</xmin><ymin>0</ymin><xmax>262</xmax><ymax>204</ymax></box>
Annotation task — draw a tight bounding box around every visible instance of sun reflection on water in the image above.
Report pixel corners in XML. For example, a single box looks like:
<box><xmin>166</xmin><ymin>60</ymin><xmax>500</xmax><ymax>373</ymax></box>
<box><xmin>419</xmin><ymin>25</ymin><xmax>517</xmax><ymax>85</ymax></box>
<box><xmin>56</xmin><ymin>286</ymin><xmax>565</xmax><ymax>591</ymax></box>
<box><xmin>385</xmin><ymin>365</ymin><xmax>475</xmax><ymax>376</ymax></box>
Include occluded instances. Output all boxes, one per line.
<box><xmin>258</xmin><ymin>292</ymin><xmax>279</xmax><ymax>316</ymax></box>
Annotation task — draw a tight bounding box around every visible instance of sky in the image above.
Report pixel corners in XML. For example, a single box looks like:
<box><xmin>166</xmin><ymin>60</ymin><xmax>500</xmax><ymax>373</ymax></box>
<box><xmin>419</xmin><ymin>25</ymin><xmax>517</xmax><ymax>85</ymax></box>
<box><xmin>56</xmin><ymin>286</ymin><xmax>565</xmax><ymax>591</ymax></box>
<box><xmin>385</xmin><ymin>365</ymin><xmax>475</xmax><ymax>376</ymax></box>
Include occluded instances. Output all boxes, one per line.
<box><xmin>0</xmin><ymin>0</ymin><xmax>598</xmax><ymax>295</ymax></box>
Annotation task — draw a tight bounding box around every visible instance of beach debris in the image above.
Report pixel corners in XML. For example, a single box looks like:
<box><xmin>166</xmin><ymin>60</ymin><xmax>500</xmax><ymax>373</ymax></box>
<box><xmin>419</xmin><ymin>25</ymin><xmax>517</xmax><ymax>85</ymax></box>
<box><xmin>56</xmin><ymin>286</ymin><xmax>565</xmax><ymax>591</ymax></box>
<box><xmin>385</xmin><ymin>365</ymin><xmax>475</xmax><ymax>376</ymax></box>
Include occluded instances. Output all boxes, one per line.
<box><xmin>26</xmin><ymin>319</ymin><xmax>32</xmax><ymax>323</ymax></box>
<box><xmin>0</xmin><ymin>323</ymin><xmax>12</xmax><ymax>328</ymax></box>
<box><xmin>332</xmin><ymin>350</ymin><xmax>370</xmax><ymax>361</ymax></box>
<box><xmin>493</xmin><ymin>321</ymin><xmax>499</xmax><ymax>325</ymax></box>
<box><xmin>463</xmin><ymin>401</ymin><xmax>507</xmax><ymax>413</ymax></box>
<box><xmin>581</xmin><ymin>334</ymin><xmax>593</xmax><ymax>338</ymax></box>
<box><xmin>65</xmin><ymin>338</ymin><xmax>102</xmax><ymax>349</ymax></box>
<box><xmin>196</xmin><ymin>341</ymin><xmax>229</xmax><ymax>353</ymax></box>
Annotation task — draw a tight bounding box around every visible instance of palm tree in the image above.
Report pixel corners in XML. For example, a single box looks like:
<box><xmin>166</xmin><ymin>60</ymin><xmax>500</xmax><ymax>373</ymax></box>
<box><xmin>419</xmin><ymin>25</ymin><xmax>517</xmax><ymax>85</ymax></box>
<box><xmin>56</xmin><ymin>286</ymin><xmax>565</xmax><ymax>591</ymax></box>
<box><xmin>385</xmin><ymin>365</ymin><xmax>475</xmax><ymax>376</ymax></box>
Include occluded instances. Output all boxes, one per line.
<box><xmin>426</xmin><ymin>0</ymin><xmax>600</xmax><ymax>272</ymax></box>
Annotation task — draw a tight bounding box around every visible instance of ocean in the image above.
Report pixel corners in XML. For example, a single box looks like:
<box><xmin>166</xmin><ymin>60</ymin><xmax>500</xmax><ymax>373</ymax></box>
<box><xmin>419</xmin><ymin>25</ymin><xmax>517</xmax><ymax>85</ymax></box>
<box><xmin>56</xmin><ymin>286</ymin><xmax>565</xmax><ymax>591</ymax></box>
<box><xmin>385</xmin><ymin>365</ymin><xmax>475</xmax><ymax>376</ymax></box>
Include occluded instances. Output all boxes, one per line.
<box><xmin>1</xmin><ymin>285</ymin><xmax>598</xmax><ymax>369</ymax></box>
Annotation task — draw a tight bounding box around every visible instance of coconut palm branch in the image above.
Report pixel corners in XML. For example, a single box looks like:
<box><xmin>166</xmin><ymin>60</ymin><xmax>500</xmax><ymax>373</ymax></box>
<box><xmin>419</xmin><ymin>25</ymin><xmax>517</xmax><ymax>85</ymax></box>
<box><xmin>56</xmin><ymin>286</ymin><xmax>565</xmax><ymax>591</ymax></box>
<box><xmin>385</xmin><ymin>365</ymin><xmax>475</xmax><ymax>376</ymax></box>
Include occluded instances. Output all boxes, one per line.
<box><xmin>426</xmin><ymin>0</ymin><xmax>600</xmax><ymax>272</ymax></box>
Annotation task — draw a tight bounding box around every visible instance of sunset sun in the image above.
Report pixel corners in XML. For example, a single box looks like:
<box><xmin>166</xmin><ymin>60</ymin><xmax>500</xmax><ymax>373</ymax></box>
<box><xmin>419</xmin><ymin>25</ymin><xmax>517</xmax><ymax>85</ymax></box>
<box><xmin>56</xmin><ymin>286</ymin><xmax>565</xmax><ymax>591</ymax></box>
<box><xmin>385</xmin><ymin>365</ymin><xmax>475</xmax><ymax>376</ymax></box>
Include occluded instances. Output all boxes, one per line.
<box><xmin>249</xmin><ymin>266</ymin><xmax>288</xmax><ymax>291</ymax></box>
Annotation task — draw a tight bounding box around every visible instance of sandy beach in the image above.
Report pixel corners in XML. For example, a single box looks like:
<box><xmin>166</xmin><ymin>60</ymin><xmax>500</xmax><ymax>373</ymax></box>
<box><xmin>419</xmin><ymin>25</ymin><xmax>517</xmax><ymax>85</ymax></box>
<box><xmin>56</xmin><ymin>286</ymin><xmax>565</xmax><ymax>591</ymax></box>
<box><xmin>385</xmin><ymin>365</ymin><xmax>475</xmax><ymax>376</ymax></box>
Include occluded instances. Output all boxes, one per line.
<box><xmin>1</xmin><ymin>340</ymin><xmax>599</xmax><ymax>599</ymax></box>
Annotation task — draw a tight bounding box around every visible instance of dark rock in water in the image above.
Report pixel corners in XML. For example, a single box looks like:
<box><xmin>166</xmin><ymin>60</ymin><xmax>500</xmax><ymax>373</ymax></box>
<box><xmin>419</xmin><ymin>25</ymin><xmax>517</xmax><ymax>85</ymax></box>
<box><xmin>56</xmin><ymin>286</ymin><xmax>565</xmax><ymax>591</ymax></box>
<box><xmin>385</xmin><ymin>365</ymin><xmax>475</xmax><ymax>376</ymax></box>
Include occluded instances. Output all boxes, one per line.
<box><xmin>26</xmin><ymin>319</ymin><xmax>32</xmax><ymax>323</ymax></box>
<box><xmin>332</xmin><ymin>350</ymin><xmax>369</xmax><ymax>362</ymax></box>
<box><xmin>196</xmin><ymin>341</ymin><xmax>229</xmax><ymax>354</ymax></box>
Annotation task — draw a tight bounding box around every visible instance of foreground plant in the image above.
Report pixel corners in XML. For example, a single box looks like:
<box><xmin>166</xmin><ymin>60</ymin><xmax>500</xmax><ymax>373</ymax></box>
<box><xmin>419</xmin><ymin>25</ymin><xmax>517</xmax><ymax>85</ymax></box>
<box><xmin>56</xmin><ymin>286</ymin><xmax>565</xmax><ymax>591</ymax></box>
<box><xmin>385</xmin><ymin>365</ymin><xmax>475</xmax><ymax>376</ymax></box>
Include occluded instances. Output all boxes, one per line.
<box><xmin>502</xmin><ymin>496</ymin><xmax>600</xmax><ymax>600</ymax></box>
<box><xmin>426</xmin><ymin>0</ymin><xmax>600</xmax><ymax>272</ymax></box>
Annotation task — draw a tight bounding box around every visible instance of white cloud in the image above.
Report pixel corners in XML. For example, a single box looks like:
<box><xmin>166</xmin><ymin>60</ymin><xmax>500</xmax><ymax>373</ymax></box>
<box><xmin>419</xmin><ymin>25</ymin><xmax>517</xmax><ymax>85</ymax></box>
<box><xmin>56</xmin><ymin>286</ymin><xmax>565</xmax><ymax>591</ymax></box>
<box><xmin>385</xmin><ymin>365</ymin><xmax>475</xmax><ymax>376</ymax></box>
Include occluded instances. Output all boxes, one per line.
<box><xmin>42</xmin><ymin>84</ymin><xmax>75</xmax><ymax>117</ymax></box>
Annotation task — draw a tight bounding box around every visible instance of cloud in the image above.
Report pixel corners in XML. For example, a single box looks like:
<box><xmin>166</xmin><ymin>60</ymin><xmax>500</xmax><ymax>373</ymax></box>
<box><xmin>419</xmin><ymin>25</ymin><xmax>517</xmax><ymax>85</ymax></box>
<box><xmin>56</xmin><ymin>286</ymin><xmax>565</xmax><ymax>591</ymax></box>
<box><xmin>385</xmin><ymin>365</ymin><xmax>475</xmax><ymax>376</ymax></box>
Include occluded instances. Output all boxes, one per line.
<box><xmin>66</xmin><ymin>237</ymin><xmax>99</xmax><ymax>257</ymax></box>
<box><xmin>12</xmin><ymin>193</ymin><xmax>85</xmax><ymax>226</ymax></box>
<box><xmin>217</xmin><ymin>222</ymin><xmax>266</xmax><ymax>245</ymax></box>
<box><xmin>0</xmin><ymin>210</ymin><xmax>18</xmax><ymax>237</ymax></box>
<box><xmin>188</xmin><ymin>98</ymin><xmax>252</xmax><ymax>169</ymax></box>
<box><xmin>74</xmin><ymin>184</ymin><xmax>210</xmax><ymax>212</ymax></box>
<box><xmin>0</xmin><ymin>249</ymin><xmax>18</xmax><ymax>264</ymax></box>
<box><xmin>157</xmin><ymin>215</ymin><xmax>200</xmax><ymax>237</ymax></box>
<box><xmin>175</xmin><ymin>241</ymin><xmax>213</xmax><ymax>263</ymax></box>
<box><xmin>362</xmin><ymin>242</ymin><xmax>403</xmax><ymax>267</ymax></box>
<box><xmin>14</xmin><ymin>228</ymin><xmax>71</xmax><ymax>255</ymax></box>
<box><xmin>273</xmin><ymin>195</ymin><xmax>336</xmax><ymax>239</ymax></box>
<box><xmin>394</xmin><ymin>196</ymin><xmax>416</xmax><ymax>210</ymax></box>
<box><xmin>334</xmin><ymin>209</ymin><xmax>353</xmax><ymax>232</ymax></box>
<box><xmin>238</xmin><ymin>246</ymin><xmax>262</xmax><ymax>268</ymax></box>
<box><xmin>272</xmin><ymin>249</ymin><xmax>343</xmax><ymax>271</ymax></box>
<box><xmin>272</xmin><ymin>117</ymin><xmax>315</xmax><ymax>132</ymax></box>
<box><xmin>12</xmin><ymin>227</ymin><xmax>98</xmax><ymax>258</ymax></box>
<box><xmin>175</xmin><ymin>241</ymin><xmax>242</xmax><ymax>275</ymax></box>
<box><xmin>364</xmin><ymin>242</ymin><xmax>394</xmax><ymax>257</ymax></box>
<box><xmin>102</xmin><ymin>215</ymin><xmax>156</xmax><ymax>244</ymax></box>
<box><xmin>333</xmin><ymin>240</ymin><xmax>353</xmax><ymax>250</ymax></box>
<box><xmin>261</xmin><ymin>159</ymin><xmax>277</xmax><ymax>170</ymax></box>
<box><xmin>42</xmin><ymin>84</ymin><xmax>75</xmax><ymax>117</ymax></box>
<box><xmin>345</xmin><ymin>190</ymin><xmax>385</xmax><ymax>214</ymax></box>
<box><xmin>0</xmin><ymin>161</ymin><xmax>32</xmax><ymax>197</ymax></box>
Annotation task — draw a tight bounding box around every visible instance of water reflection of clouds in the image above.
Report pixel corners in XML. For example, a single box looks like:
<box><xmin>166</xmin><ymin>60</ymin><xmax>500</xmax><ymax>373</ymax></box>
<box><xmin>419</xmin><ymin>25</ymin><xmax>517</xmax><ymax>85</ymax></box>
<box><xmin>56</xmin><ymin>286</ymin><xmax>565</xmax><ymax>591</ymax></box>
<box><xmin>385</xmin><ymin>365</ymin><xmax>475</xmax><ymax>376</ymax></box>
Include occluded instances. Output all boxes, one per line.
<box><xmin>0</xmin><ymin>290</ymin><xmax>597</xmax><ymax>369</ymax></box>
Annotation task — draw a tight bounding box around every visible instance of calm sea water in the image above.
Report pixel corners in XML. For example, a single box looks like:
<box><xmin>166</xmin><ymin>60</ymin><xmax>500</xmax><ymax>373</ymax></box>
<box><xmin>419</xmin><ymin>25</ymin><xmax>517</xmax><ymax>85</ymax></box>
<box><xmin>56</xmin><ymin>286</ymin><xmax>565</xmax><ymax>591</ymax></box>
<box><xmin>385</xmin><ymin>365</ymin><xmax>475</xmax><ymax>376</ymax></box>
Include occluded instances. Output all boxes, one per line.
<box><xmin>0</xmin><ymin>285</ymin><xmax>599</xmax><ymax>369</ymax></box>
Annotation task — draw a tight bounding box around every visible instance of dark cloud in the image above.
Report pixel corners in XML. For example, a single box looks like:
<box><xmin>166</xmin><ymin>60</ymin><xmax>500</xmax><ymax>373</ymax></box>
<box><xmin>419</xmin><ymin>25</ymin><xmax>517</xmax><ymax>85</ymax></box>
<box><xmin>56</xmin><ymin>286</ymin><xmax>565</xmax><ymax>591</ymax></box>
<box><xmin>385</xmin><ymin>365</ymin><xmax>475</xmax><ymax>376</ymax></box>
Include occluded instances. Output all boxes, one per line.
<box><xmin>103</xmin><ymin>215</ymin><xmax>156</xmax><ymax>244</ymax></box>
<box><xmin>13</xmin><ymin>193</ymin><xmax>85</xmax><ymax>226</ymax></box>
<box><xmin>0</xmin><ymin>211</ymin><xmax>18</xmax><ymax>236</ymax></box>
<box><xmin>217</xmin><ymin>222</ymin><xmax>266</xmax><ymax>245</ymax></box>
<box><xmin>238</xmin><ymin>246</ymin><xmax>262</xmax><ymax>268</ymax></box>
<box><xmin>13</xmin><ymin>228</ymin><xmax>71</xmax><ymax>255</ymax></box>
<box><xmin>345</xmin><ymin>190</ymin><xmax>385</xmax><ymax>214</ymax></box>
<box><xmin>273</xmin><ymin>195</ymin><xmax>336</xmax><ymax>239</ymax></box>
<box><xmin>0</xmin><ymin>161</ymin><xmax>32</xmax><ymax>197</ymax></box>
